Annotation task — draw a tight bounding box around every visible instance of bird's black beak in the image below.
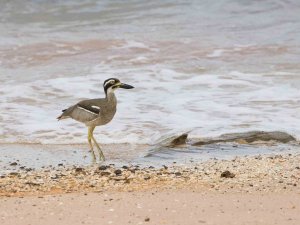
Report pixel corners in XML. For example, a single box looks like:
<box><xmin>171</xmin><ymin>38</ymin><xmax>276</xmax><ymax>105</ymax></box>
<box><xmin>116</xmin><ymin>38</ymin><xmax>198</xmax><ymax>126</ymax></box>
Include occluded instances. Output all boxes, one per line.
<box><xmin>119</xmin><ymin>83</ymin><xmax>134</xmax><ymax>89</ymax></box>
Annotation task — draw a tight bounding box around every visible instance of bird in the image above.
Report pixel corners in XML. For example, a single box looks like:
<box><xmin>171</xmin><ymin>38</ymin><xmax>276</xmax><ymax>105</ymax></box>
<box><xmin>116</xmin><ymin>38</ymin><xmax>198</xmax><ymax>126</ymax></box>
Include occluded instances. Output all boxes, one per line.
<box><xmin>57</xmin><ymin>78</ymin><xmax>134</xmax><ymax>162</ymax></box>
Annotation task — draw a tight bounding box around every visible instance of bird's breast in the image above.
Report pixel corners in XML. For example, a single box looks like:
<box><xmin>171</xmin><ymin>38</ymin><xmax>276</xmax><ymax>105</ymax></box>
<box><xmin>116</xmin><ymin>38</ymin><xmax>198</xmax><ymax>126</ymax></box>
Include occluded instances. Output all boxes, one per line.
<box><xmin>100</xmin><ymin>106</ymin><xmax>117</xmax><ymax>125</ymax></box>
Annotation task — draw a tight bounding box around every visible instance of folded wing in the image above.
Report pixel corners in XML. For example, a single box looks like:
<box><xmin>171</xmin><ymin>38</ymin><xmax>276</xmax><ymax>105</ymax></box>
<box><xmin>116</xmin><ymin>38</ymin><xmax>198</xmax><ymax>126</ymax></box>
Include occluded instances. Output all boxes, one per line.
<box><xmin>57</xmin><ymin>98</ymin><xmax>105</xmax><ymax>122</ymax></box>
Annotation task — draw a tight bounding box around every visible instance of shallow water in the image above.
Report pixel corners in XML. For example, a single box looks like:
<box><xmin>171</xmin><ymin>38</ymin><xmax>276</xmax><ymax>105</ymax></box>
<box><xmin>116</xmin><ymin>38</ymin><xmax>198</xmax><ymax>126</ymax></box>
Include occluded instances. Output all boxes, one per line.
<box><xmin>1</xmin><ymin>142</ymin><xmax>299</xmax><ymax>174</ymax></box>
<box><xmin>0</xmin><ymin>1</ymin><xmax>300</xmax><ymax>162</ymax></box>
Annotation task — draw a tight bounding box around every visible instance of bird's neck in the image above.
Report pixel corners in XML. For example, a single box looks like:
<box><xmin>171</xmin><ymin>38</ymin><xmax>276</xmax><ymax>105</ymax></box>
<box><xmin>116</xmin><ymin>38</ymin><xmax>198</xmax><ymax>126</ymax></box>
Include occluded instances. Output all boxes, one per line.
<box><xmin>105</xmin><ymin>89</ymin><xmax>117</xmax><ymax>105</ymax></box>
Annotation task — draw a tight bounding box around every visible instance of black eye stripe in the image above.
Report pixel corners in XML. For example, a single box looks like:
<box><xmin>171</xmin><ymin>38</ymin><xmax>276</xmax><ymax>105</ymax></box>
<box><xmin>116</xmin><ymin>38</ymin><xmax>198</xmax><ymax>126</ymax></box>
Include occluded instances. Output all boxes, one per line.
<box><xmin>103</xmin><ymin>78</ymin><xmax>120</xmax><ymax>94</ymax></box>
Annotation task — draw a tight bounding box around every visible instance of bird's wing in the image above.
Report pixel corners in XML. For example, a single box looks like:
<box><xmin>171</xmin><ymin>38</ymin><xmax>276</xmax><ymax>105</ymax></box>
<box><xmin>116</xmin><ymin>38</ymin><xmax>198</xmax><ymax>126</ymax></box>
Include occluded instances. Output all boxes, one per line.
<box><xmin>73</xmin><ymin>98</ymin><xmax>108</xmax><ymax>122</ymax></box>
<box><xmin>77</xmin><ymin>103</ymin><xmax>100</xmax><ymax>115</ymax></box>
<box><xmin>77</xmin><ymin>98</ymin><xmax>106</xmax><ymax>113</ymax></box>
<box><xmin>57</xmin><ymin>98</ymin><xmax>106</xmax><ymax>122</ymax></box>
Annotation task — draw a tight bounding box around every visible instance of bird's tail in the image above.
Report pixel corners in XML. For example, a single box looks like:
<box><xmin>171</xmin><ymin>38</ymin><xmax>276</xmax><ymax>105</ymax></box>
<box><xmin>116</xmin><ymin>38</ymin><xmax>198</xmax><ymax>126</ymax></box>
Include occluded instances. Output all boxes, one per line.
<box><xmin>57</xmin><ymin>109</ymin><xmax>67</xmax><ymax>120</ymax></box>
<box><xmin>57</xmin><ymin>115</ymin><xmax>63</xmax><ymax>120</ymax></box>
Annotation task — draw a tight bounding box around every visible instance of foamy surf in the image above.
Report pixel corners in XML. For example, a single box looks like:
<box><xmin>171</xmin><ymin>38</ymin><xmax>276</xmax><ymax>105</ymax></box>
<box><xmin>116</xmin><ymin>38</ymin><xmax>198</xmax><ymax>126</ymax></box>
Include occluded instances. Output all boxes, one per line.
<box><xmin>1</xmin><ymin>64</ymin><xmax>300</xmax><ymax>145</ymax></box>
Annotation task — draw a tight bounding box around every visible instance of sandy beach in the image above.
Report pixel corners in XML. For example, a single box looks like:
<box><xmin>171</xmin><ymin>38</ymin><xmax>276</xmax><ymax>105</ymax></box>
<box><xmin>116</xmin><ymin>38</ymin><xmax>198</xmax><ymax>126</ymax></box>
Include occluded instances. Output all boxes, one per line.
<box><xmin>1</xmin><ymin>153</ymin><xmax>299</xmax><ymax>225</ymax></box>
<box><xmin>1</xmin><ymin>191</ymin><xmax>299</xmax><ymax>225</ymax></box>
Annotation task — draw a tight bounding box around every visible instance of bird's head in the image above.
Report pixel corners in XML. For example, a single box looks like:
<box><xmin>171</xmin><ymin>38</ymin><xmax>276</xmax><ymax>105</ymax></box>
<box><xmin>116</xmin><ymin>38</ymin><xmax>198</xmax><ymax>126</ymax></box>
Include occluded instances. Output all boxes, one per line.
<box><xmin>103</xmin><ymin>78</ymin><xmax>134</xmax><ymax>94</ymax></box>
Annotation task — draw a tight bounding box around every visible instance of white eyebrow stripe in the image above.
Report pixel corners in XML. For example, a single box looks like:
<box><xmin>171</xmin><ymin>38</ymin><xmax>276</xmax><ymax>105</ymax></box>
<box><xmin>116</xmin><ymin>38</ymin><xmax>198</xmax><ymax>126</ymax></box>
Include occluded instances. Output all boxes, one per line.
<box><xmin>77</xmin><ymin>106</ymin><xmax>98</xmax><ymax>115</ymax></box>
<box><xmin>104</xmin><ymin>79</ymin><xmax>115</xmax><ymax>87</ymax></box>
<box><xmin>91</xmin><ymin>106</ymin><xmax>100</xmax><ymax>109</ymax></box>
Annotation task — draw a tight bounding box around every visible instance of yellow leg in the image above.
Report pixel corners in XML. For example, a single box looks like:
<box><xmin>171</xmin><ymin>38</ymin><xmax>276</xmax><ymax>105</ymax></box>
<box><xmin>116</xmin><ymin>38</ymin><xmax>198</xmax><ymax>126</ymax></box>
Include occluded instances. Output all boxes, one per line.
<box><xmin>88</xmin><ymin>126</ymin><xmax>96</xmax><ymax>163</ymax></box>
<box><xmin>90</xmin><ymin>127</ymin><xmax>105</xmax><ymax>161</ymax></box>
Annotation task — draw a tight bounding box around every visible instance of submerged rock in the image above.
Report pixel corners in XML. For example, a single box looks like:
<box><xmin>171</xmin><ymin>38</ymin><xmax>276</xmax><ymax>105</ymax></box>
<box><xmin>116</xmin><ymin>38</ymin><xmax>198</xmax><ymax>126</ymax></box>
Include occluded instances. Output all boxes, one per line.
<box><xmin>157</xmin><ymin>133</ymin><xmax>189</xmax><ymax>148</ymax></box>
<box><xmin>145</xmin><ymin>133</ymin><xmax>189</xmax><ymax>157</ymax></box>
<box><xmin>192</xmin><ymin>131</ymin><xmax>296</xmax><ymax>146</ymax></box>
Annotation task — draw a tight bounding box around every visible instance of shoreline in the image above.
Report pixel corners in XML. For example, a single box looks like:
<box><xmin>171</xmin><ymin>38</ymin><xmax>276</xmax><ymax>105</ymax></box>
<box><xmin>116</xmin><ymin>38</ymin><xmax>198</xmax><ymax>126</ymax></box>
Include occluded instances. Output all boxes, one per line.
<box><xmin>1</xmin><ymin>153</ymin><xmax>299</xmax><ymax>197</ymax></box>
<box><xmin>1</xmin><ymin>141</ymin><xmax>299</xmax><ymax>175</ymax></box>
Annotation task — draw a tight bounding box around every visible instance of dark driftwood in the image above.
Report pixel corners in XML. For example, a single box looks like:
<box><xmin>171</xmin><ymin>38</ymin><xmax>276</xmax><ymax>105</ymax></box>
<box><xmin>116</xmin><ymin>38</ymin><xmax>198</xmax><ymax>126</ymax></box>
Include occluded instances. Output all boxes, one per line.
<box><xmin>192</xmin><ymin>131</ymin><xmax>296</xmax><ymax>146</ymax></box>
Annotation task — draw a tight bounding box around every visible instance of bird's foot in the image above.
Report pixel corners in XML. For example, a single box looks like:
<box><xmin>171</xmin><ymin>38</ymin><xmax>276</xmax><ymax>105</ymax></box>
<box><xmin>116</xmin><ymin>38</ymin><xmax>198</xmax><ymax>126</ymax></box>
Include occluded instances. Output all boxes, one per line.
<box><xmin>99</xmin><ymin>154</ymin><xmax>106</xmax><ymax>161</ymax></box>
<box><xmin>89</xmin><ymin>150</ymin><xmax>97</xmax><ymax>163</ymax></box>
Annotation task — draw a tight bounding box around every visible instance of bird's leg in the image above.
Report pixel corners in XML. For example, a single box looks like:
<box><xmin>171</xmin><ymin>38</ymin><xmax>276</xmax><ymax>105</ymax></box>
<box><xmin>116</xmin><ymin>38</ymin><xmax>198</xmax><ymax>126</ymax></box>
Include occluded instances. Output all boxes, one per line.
<box><xmin>88</xmin><ymin>126</ymin><xmax>96</xmax><ymax>163</ymax></box>
<box><xmin>90</xmin><ymin>128</ymin><xmax>105</xmax><ymax>161</ymax></box>
<box><xmin>91</xmin><ymin>136</ymin><xmax>105</xmax><ymax>161</ymax></box>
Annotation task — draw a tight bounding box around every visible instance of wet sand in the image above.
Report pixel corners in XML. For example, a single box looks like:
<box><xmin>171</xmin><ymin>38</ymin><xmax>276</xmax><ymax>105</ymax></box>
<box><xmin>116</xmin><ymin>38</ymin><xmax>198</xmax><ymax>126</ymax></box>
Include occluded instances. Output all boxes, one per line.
<box><xmin>1</xmin><ymin>153</ymin><xmax>300</xmax><ymax>224</ymax></box>
<box><xmin>1</xmin><ymin>142</ymin><xmax>299</xmax><ymax>174</ymax></box>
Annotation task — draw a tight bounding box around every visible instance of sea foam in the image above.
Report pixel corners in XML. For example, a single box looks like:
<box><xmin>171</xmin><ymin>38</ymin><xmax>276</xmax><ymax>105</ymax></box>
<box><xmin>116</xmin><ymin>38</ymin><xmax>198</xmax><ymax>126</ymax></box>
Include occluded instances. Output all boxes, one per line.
<box><xmin>1</xmin><ymin>62</ymin><xmax>300</xmax><ymax>145</ymax></box>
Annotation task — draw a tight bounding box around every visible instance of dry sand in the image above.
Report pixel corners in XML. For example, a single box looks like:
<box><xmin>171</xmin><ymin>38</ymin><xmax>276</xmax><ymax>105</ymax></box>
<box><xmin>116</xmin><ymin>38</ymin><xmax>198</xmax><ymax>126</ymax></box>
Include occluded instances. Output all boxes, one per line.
<box><xmin>0</xmin><ymin>153</ymin><xmax>300</xmax><ymax>225</ymax></box>
<box><xmin>1</xmin><ymin>191</ymin><xmax>300</xmax><ymax>225</ymax></box>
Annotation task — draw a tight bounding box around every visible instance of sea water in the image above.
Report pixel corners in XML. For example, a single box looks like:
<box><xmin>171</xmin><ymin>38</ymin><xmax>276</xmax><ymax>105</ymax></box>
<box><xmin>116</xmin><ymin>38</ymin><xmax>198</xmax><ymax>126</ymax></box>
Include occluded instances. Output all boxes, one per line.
<box><xmin>0</xmin><ymin>0</ymin><xmax>300</xmax><ymax>148</ymax></box>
